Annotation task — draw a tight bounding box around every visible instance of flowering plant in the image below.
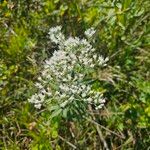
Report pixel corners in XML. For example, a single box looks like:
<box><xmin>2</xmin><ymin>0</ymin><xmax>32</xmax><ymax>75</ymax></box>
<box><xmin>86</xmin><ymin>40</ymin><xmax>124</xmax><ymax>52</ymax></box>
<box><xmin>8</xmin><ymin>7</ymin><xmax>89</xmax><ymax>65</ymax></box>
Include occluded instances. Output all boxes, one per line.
<box><xmin>28</xmin><ymin>26</ymin><xmax>108</xmax><ymax>119</ymax></box>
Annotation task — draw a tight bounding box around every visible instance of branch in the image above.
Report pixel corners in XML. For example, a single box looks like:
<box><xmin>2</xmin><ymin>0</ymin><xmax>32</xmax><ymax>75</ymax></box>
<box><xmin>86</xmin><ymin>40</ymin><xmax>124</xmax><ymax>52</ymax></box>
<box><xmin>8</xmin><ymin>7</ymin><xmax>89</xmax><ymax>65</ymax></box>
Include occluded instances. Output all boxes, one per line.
<box><xmin>88</xmin><ymin>106</ymin><xmax>109</xmax><ymax>150</ymax></box>
<box><xmin>58</xmin><ymin>135</ymin><xmax>77</xmax><ymax>149</ymax></box>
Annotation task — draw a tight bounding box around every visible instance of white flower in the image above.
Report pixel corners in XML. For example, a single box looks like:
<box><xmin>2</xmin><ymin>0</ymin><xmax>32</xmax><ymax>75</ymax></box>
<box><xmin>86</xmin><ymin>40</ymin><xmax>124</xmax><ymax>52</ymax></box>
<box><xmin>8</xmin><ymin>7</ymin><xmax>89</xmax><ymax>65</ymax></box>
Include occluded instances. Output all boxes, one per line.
<box><xmin>87</xmin><ymin>97</ymin><xmax>92</xmax><ymax>102</ymax></box>
<box><xmin>35</xmin><ymin>103</ymin><xmax>42</xmax><ymax>109</ymax></box>
<box><xmin>93</xmin><ymin>55</ymin><xmax>97</xmax><ymax>60</ymax></box>
<box><xmin>48</xmin><ymin>26</ymin><xmax>65</xmax><ymax>44</ymax></box>
<box><xmin>28</xmin><ymin>26</ymin><xmax>108</xmax><ymax>113</ymax></box>
<box><xmin>35</xmin><ymin>83</ymin><xmax>43</xmax><ymax>89</ymax></box>
<box><xmin>85</xmin><ymin>27</ymin><xmax>96</xmax><ymax>38</ymax></box>
<box><xmin>82</xmin><ymin>93</ymin><xmax>86</xmax><ymax>98</ymax></box>
<box><xmin>95</xmin><ymin>105</ymin><xmax>103</xmax><ymax>110</ymax></box>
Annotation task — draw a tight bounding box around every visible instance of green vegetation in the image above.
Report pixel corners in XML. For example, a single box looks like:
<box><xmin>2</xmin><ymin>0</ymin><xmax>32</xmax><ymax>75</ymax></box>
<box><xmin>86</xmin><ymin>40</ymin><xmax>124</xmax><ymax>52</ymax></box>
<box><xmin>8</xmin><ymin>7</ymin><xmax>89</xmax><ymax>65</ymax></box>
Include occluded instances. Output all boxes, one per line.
<box><xmin>0</xmin><ymin>0</ymin><xmax>149</xmax><ymax>149</ymax></box>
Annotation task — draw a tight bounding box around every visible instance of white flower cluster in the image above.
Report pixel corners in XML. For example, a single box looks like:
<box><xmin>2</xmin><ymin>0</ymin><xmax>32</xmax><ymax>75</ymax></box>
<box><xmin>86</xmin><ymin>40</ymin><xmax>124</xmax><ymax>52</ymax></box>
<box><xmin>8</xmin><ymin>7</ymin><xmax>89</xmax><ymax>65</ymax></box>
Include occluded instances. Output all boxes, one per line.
<box><xmin>48</xmin><ymin>26</ymin><xmax>65</xmax><ymax>44</ymax></box>
<box><xmin>84</xmin><ymin>27</ymin><xmax>96</xmax><ymax>38</ymax></box>
<box><xmin>28</xmin><ymin>26</ymin><xmax>108</xmax><ymax>112</ymax></box>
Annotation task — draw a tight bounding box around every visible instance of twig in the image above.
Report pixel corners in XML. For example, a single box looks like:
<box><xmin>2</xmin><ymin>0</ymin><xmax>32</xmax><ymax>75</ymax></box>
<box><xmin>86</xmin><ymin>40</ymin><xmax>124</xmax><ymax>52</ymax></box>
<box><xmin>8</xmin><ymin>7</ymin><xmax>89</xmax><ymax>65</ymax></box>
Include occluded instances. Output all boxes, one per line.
<box><xmin>88</xmin><ymin>106</ymin><xmax>109</xmax><ymax>150</ymax></box>
<box><xmin>115</xmin><ymin>136</ymin><xmax>133</xmax><ymax>149</ymax></box>
<box><xmin>16</xmin><ymin>121</ymin><xmax>21</xmax><ymax>137</ymax></box>
<box><xmin>3</xmin><ymin>22</ymin><xmax>18</xmax><ymax>36</ymax></box>
<box><xmin>85</xmin><ymin>117</ymin><xmax>125</xmax><ymax>139</ymax></box>
<box><xmin>58</xmin><ymin>135</ymin><xmax>77</xmax><ymax>149</ymax></box>
<box><xmin>2</xmin><ymin>125</ymin><xmax>8</xmax><ymax>150</ymax></box>
<box><xmin>109</xmin><ymin>49</ymin><xmax>123</xmax><ymax>59</ymax></box>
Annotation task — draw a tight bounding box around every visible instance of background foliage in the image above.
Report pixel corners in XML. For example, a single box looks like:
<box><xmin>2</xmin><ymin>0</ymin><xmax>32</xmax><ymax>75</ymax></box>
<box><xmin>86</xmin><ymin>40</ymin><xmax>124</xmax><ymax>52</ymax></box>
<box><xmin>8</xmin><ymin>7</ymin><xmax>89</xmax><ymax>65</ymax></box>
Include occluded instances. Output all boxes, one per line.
<box><xmin>0</xmin><ymin>0</ymin><xmax>149</xmax><ymax>149</ymax></box>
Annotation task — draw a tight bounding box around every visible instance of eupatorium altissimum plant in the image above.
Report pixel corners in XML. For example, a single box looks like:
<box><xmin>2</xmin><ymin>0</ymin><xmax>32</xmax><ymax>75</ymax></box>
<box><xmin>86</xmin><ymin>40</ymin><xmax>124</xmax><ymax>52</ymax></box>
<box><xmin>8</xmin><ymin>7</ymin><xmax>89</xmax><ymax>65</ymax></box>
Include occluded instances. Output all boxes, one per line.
<box><xmin>28</xmin><ymin>26</ymin><xmax>108</xmax><ymax>118</ymax></box>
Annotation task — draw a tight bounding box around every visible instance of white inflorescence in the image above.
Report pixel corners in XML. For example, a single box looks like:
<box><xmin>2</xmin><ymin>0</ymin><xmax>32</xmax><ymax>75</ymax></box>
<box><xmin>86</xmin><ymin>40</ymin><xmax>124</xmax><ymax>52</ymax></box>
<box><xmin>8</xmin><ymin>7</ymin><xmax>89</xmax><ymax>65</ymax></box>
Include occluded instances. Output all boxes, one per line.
<box><xmin>84</xmin><ymin>27</ymin><xmax>96</xmax><ymax>38</ymax></box>
<box><xmin>28</xmin><ymin>26</ymin><xmax>108</xmax><ymax>111</ymax></box>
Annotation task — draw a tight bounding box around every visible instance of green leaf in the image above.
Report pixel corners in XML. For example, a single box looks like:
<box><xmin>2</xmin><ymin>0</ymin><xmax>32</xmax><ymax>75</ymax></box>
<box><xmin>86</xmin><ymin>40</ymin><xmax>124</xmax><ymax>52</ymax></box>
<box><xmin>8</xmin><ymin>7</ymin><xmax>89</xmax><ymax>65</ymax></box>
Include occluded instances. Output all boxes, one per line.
<box><xmin>51</xmin><ymin>130</ymin><xmax>58</xmax><ymax>139</ymax></box>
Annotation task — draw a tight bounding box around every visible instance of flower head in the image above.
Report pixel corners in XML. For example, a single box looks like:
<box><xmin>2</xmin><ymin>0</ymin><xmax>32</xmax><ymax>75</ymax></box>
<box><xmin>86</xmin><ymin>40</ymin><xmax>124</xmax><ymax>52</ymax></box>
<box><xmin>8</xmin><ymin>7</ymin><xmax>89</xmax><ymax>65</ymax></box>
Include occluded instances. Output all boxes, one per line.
<box><xmin>28</xmin><ymin>26</ymin><xmax>108</xmax><ymax>117</ymax></box>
